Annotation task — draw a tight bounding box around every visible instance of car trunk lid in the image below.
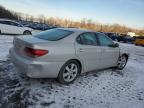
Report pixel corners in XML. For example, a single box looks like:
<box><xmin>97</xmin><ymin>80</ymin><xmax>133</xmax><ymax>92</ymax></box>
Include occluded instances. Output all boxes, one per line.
<box><xmin>13</xmin><ymin>36</ymin><xmax>51</xmax><ymax>59</ymax></box>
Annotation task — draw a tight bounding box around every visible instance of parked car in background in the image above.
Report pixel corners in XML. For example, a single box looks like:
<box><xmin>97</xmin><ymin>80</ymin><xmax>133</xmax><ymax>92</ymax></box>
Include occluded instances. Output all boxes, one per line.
<box><xmin>0</xmin><ymin>19</ymin><xmax>32</xmax><ymax>35</ymax></box>
<box><xmin>23</xmin><ymin>21</ymin><xmax>60</xmax><ymax>31</ymax></box>
<box><xmin>124</xmin><ymin>35</ymin><xmax>135</xmax><ymax>43</ymax></box>
<box><xmin>105</xmin><ymin>32</ymin><xmax>118</xmax><ymax>41</ymax></box>
<box><xmin>117</xmin><ymin>34</ymin><xmax>135</xmax><ymax>43</ymax></box>
<box><xmin>10</xmin><ymin>28</ymin><xmax>129</xmax><ymax>84</ymax></box>
<box><xmin>134</xmin><ymin>36</ymin><xmax>144</xmax><ymax>46</ymax></box>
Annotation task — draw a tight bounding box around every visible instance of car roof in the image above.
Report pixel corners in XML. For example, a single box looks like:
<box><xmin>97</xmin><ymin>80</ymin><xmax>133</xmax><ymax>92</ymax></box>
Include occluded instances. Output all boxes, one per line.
<box><xmin>58</xmin><ymin>27</ymin><xmax>98</xmax><ymax>33</ymax></box>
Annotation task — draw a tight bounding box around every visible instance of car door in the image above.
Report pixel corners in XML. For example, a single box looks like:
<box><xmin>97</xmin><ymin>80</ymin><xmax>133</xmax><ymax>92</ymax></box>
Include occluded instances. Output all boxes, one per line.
<box><xmin>97</xmin><ymin>33</ymin><xmax>119</xmax><ymax>68</ymax></box>
<box><xmin>5</xmin><ymin>21</ymin><xmax>17</xmax><ymax>34</ymax></box>
<box><xmin>9</xmin><ymin>21</ymin><xmax>24</xmax><ymax>34</ymax></box>
<box><xmin>0</xmin><ymin>21</ymin><xmax>11</xmax><ymax>34</ymax></box>
<box><xmin>75</xmin><ymin>32</ymin><xmax>103</xmax><ymax>72</ymax></box>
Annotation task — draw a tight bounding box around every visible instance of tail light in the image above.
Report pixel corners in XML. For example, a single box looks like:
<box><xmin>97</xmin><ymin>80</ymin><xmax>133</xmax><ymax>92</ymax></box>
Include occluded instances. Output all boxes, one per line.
<box><xmin>24</xmin><ymin>47</ymin><xmax>48</xmax><ymax>57</ymax></box>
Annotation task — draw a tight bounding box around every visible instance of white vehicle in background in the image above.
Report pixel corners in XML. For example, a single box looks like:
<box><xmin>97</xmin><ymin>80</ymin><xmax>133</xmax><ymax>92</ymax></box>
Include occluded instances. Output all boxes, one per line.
<box><xmin>0</xmin><ymin>19</ymin><xmax>32</xmax><ymax>35</ymax></box>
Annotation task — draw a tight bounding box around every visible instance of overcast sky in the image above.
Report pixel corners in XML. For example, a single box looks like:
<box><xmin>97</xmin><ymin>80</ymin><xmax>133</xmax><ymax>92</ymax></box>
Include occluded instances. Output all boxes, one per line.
<box><xmin>0</xmin><ymin>0</ymin><xmax>144</xmax><ymax>29</ymax></box>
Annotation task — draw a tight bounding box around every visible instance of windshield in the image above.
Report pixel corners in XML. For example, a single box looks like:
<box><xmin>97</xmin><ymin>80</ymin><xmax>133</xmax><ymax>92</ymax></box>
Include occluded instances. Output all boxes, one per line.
<box><xmin>34</xmin><ymin>29</ymin><xmax>74</xmax><ymax>41</ymax></box>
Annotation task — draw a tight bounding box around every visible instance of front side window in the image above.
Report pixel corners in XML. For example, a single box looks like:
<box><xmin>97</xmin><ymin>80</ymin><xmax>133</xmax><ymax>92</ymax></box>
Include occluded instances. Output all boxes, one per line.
<box><xmin>0</xmin><ymin>21</ymin><xmax>20</xmax><ymax>26</ymax></box>
<box><xmin>77</xmin><ymin>32</ymin><xmax>98</xmax><ymax>46</ymax></box>
<box><xmin>0</xmin><ymin>21</ymin><xmax>11</xmax><ymax>25</ymax></box>
<box><xmin>35</xmin><ymin>29</ymin><xmax>74</xmax><ymax>41</ymax></box>
<box><xmin>10</xmin><ymin>22</ymin><xmax>20</xmax><ymax>26</ymax></box>
<box><xmin>97</xmin><ymin>33</ymin><xmax>114</xmax><ymax>46</ymax></box>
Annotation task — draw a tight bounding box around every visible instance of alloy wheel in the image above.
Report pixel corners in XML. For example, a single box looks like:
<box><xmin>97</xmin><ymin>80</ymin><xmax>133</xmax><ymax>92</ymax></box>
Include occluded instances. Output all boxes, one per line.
<box><xmin>117</xmin><ymin>56</ymin><xmax>127</xmax><ymax>69</ymax></box>
<box><xmin>63</xmin><ymin>63</ymin><xmax>78</xmax><ymax>82</ymax></box>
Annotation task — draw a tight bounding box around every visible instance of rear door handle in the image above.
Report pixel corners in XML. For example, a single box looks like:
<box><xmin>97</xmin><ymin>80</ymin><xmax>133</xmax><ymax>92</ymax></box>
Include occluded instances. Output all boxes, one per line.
<box><xmin>79</xmin><ymin>48</ymin><xmax>84</xmax><ymax>52</ymax></box>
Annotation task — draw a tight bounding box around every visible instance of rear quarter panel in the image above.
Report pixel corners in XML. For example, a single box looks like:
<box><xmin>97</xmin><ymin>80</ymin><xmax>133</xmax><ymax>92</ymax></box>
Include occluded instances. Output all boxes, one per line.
<box><xmin>33</xmin><ymin>31</ymin><xmax>83</xmax><ymax>63</ymax></box>
<box><xmin>34</xmin><ymin>42</ymin><xmax>76</xmax><ymax>63</ymax></box>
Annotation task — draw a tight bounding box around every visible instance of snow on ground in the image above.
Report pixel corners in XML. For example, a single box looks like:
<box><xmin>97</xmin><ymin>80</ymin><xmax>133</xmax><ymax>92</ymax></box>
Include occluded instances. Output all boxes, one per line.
<box><xmin>0</xmin><ymin>35</ymin><xmax>144</xmax><ymax>108</ymax></box>
<box><xmin>0</xmin><ymin>35</ymin><xmax>13</xmax><ymax>61</ymax></box>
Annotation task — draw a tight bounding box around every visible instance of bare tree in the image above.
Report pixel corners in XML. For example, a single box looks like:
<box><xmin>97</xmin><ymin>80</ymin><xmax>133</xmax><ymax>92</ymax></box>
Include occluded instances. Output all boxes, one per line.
<box><xmin>0</xmin><ymin>5</ymin><xmax>144</xmax><ymax>35</ymax></box>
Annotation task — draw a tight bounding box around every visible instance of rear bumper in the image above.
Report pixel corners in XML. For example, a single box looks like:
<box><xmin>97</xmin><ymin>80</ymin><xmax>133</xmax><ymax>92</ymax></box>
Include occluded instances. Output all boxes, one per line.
<box><xmin>9</xmin><ymin>48</ymin><xmax>63</xmax><ymax>78</ymax></box>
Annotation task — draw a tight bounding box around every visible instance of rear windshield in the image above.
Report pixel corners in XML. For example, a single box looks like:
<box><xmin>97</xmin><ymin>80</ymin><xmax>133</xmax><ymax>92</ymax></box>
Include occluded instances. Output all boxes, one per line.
<box><xmin>34</xmin><ymin>29</ymin><xmax>74</xmax><ymax>41</ymax></box>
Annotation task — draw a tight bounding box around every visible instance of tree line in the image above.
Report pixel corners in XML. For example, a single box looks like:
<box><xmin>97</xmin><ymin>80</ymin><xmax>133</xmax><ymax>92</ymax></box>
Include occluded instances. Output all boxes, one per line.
<box><xmin>0</xmin><ymin>5</ymin><xmax>144</xmax><ymax>35</ymax></box>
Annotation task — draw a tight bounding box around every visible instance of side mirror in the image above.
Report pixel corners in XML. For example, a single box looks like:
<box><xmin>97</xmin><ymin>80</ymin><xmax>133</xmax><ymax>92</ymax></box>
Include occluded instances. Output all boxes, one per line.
<box><xmin>109</xmin><ymin>43</ymin><xmax>119</xmax><ymax>47</ymax></box>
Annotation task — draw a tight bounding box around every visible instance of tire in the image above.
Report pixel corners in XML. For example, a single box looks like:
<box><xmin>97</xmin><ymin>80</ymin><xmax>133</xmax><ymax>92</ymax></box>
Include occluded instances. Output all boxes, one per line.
<box><xmin>117</xmin><ymin>55</ymin><xmax>128</xmax><ymax>70</ymax></box>
<box><xmin>23</xmin><ymin>31</ymin><xmax>32</xmax><ymax>35</ymax></box>
<box><xmin>0</xmin><ymin>30</ymin><xmax>1</xmax><ymax>34</ymax></box>
<box><xmin>57</xmin><ymin>60</ymin><xmax>81</xmax><ymax>84</ymax></box>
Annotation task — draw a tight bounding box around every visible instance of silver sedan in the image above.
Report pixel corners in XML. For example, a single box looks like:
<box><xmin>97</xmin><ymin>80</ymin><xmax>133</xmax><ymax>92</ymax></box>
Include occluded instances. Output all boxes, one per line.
<box><xmin>9</xmin><ymin>28</ymin><xmax>129</xmax><ymax>84</ymax></box>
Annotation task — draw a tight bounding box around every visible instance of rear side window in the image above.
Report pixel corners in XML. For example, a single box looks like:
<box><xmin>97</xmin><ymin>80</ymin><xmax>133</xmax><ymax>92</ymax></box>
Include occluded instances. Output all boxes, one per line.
<box><xmin>35</xmin><ymin>29</ymin><xmax>73</xmax><ymax>41</ymax></box>
<box><xmin>10</xmin><ymin>22</ymin><xmax>21</xmax><ymax>27</ymax></box>
<box><xmin>97</xmin><ymin>33</ymin><xmax>114</xmax><ymax>46</ymax></box>
<box><xmin>77</xmin><ymin>32</ymin><xmax>98</xmax><ymax>46</ymax></box>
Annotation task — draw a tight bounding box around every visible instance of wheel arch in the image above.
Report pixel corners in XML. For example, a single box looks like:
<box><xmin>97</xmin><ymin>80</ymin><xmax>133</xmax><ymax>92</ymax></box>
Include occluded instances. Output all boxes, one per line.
<box><xmin>120</xmin><ymin>53</ymin><xmax>129</xmax><ymax>61</ymax></box>
<box><xmin>23</xmin><ymin>30</ymin><xmax>32</xmax><ymax>35</ymax></box>
<box><xmin>57</xmin><ymin>58</ymin><xmax>83</xmax><ymax>84</ymax></box>
<box><xmin>63</xmin><ymin>58</ymin><xmax>83</xmax><ymax>74</ymax></box>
